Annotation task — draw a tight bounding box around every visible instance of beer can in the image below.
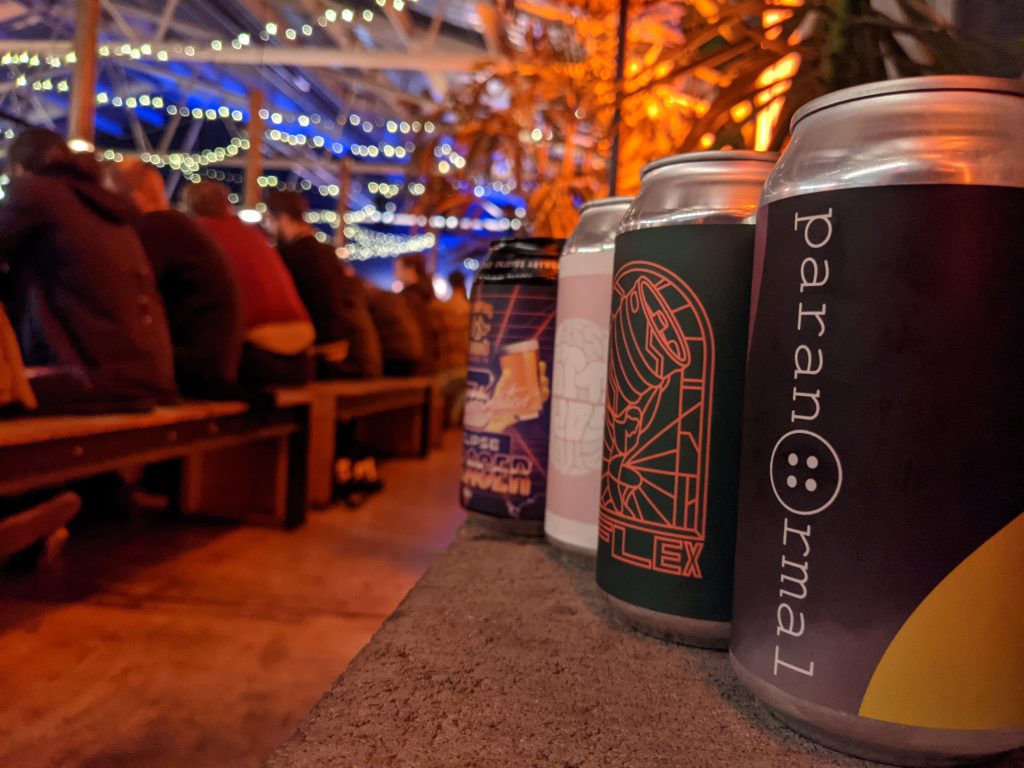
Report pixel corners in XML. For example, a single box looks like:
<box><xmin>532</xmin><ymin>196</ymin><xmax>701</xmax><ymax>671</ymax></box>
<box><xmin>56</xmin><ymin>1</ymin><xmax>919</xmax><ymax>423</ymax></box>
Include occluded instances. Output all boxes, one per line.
<box><xmin>731</xmin><ymin>76</ymin><xmax>1024</xmax><ymax>765</ymax></box>
<box><xmin>546</xmin><ymin>197</ymin><xmax>632</xmax><ymax>559</ymax></box>
<box><xmin>461</xmin><ymin>237</ymin><xmax>564</xmax><ymax>535</ymax></box>
<box><xmin>597</xmin><ymin>151</ymin><xmax>776</xmax><ymax>647</ymax></box>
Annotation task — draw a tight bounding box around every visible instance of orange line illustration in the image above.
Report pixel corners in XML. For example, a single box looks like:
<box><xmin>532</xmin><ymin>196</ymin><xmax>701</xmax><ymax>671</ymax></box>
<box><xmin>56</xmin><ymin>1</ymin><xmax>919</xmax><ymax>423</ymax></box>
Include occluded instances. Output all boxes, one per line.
<box><xmin>600</xmin><ymin>260</ymin><xmax>715</xmax><ymax>579</ymax></box>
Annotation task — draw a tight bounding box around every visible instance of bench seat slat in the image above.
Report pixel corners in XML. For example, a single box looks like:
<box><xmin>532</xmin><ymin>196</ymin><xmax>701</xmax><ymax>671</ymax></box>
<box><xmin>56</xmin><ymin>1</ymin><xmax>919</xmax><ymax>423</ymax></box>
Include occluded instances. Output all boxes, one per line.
<box><xmin>0</xmin><ymin>402</ymin><xmax>249</xmax><ymax>448</ymax></box>
<box><xmin>0</xmin><ymin>410</ymin><xmax>298</xmax><ymax>497</ymax></box>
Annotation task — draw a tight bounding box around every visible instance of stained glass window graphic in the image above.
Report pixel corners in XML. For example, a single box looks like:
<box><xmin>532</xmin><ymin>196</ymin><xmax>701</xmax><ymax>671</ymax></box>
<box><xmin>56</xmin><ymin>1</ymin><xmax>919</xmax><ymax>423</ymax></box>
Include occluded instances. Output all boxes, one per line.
<box><xmin>600</xmin><ymin>261</ymin><xmax>715</xmax><ymax>579</ymax></box>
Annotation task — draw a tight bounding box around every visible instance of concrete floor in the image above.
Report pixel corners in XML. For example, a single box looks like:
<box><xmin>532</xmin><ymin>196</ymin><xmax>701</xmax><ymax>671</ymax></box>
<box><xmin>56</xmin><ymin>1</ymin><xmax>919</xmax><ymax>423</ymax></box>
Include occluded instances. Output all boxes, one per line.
<box><xmin>0</xmin><ymin>434</ymin><xmax>465</xmax><ymax>768</ymax></box>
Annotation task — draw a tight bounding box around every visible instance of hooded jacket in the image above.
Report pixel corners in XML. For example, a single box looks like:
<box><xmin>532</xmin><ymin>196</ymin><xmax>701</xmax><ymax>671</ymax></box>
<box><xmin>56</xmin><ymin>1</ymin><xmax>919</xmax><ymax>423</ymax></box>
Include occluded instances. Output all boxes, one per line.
<box><xmin>0</xmin><ymin>158</ymin><xmax>178</xmax><ymax>411</ymax></box>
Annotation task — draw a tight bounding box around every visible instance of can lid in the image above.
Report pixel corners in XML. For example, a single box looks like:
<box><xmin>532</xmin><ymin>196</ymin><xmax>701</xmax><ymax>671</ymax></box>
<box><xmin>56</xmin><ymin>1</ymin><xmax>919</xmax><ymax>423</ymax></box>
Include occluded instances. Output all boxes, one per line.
<box><xmin>580</xmin><ymin>196</ymin><xmax>633</xmax><ymax>214</ymax></box>
<box><xmin>641</xmin><ymin>150</ymin><xmax>777</xmax><ymax>179</ymax></box>
<box><xmin>488</xmin><ymin>236</ymin><xmax>565</xmax><ymax>257</ymax></box>
<box><xmin>791</xmin><ymin>75</ymin><xmax>1024</xmax><ymax>131</ymax></box>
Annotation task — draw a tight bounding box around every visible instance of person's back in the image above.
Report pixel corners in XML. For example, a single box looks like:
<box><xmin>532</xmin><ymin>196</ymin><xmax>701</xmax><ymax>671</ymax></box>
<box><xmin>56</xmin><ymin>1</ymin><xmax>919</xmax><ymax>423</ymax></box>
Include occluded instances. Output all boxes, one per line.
<box><xmin>195</xmin><ymin>215</ymin><xmax>310</xmax><ymax>332</ymax></box>
<box><xmin>184</xmin><ymin>182</ymin><xmax>314</xmax><ymax>387</ymax></box>
<box><xmin>265</xmin><ymin>191</ymin><xmax>382</xmax><ymax>379</ymax></box>
<box><xmin>401</xmin><ymin>285</ymin><xmax>441</xmax><ymax>375</ymax></box>
<box><xmin>442</xmin><ymin>271</ymin><xmax>471</xmax><ymax>371</ymax></box>
<box><xmin>107</xmin><ymin>160</ymin><xmax>244</xmax><ymax>400</ymax></box>
<box><xmin>136</xmin><ymin>210</ymin><xmax>244</xmax><ymax>397</ymax></box>
<box><xmin>394</xmin><ymin>256</ymin><xmax>441</xmax><ymax>376</ymax></box>
<box><xmin>278</xmin><ymin>236</ymin><xmax>383</xmax><ymax>378</ymax></box>
<box><xmin>366</xmin><ymin>287</ymin><xmax>424</xmax><ymax>377</ymax></box>
<box><xmin>0</xmin><ymin>130</ymin><xmax>177</xmax><ymax>411</ymax></box>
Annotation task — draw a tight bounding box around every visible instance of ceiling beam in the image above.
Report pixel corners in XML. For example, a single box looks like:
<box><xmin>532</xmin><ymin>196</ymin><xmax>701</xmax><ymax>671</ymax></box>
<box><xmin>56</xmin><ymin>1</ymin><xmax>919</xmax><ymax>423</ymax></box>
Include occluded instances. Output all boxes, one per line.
<box><xmin>300</xmin><ymin>0</ymin><xmax>409</xmax><ymax>116</ymax></box>
<box><xmin>48</xmin><ymin>2</ymin><xmax>212</xmax><ymax>41</ymax></box>
<box><xmin>320</xmin><ymin>69</ymin><xmax>437</xmax><ymax>111</ymax></box>
<box><xmin>99</xmin><ymin>0</ymin><xmax>140</xmax><ymax>43</ymax></box>
<box><xmin>475</xmin><ymin>2</ymin><xmax>508</xmax><ymax>56</ymax></box>
<box><xmin>154</xmin><ymin>0</ymin><xmax>181</xmax><ymax>42</ymax></box>
<box><xmin>3</xmin><ymin>41</ymin><xmax>490</xmax><ymax>71</ymax></box>
<box><xmin>383</xmin><ymin>4</ymin><xmax>415</xmax><ymax>49</ymax></box>
<box><xmin>424</xmin><ymin>0</ymin><xmax>449</xmax><ymax>50</ymax></box>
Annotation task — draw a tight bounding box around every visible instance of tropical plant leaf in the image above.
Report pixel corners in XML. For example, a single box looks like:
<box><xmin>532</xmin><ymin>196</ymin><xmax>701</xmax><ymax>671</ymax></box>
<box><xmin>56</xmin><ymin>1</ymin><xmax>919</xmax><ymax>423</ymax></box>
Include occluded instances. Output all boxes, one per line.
<box><xmin>411</xmin><ymin>0</ymin><xmax>1017</xmax><ymax>240</ymax></box>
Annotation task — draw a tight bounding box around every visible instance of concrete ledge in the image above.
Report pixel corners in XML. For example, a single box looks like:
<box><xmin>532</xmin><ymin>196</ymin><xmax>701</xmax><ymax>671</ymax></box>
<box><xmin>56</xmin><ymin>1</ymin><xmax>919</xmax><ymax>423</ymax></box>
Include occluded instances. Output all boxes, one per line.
<box><xmin>268</xmin><ymin>523</ymin><xmax>1024</xmax><ymax>768</ymax></box>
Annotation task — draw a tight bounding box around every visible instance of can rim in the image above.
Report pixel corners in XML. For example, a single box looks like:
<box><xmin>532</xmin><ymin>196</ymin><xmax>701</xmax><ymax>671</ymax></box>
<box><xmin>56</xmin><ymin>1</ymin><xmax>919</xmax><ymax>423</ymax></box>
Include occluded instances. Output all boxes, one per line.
<box><xmin>791</xmin><ymin>75</ymin><xmax>1024</xmax><ymax>131</ymax></box>
<box><xmin>641</xmin><ymin>150</ymin><xmax>777</xmax><ymax>179</ymax></box>
<box><xmin>490</xmin><ymin>236</ymin><xmax>565</xmax><ymax>249</ymax></box>
<box><xmin>488</xmin><ymin>236</ymin><xmax>565</xmax><ymax>256</ymax></box>
<box><xmin>580</xmin><ymin>196</ymin><xmax>633</xmax><ymax>214</ymax></box>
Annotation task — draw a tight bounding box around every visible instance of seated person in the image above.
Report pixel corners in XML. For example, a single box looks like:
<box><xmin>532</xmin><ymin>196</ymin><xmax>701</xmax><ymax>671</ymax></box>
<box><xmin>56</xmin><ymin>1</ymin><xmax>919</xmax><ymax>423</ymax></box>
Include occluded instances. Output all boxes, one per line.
<box><xmin>0</xmin><ymin>129</ymin><xmax>177</xmax><ymax>412</ymax></box>
<box><xmin>394</xmin><ymin>255</ymin><xmax>443</xmax><ymax>375</ymax></box>
<box><xmin>366</xmin><ymin>286</ymin><xmax>424</xmax><ymax>378</ymax></box>
<box><xmin>106</xmin><ymin>160</ymin><xmax>245</xmax><ymax>400</ymax></box>
<box><xmin>441</xmin><ymin>269</ymin><xmax>470</xmax><ymax>372</ymax></box>
<box><xmin>264</xmin><ymin>191</ymin><xmax>382</xmax><ymax>379</ymax></box>
<box><xmin>183</xmin><ymin>182</ymin><xmax>314</xmax><ymax>387</ymax></box>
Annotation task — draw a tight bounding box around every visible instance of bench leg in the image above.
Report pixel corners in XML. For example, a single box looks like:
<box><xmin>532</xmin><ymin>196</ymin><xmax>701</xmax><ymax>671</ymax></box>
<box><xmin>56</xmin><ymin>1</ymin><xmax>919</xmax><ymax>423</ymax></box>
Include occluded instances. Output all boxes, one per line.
<box><xmin>180</xmin><ymin>433</ymin><xmax>298</xmax><ymax>527</ymax></box>
<box><xmin>429</xmin><ymin>384</ymin><xmax>445</xmax><ymax>450</ymax></box>
<box><xmin>420</xmin><ymin>390</ymin><xmax>433</xmax><ymax>457</ymax></box>
<box><xmin>307</xmin><ymin>396</ymin><xmax>337</xmax><ymax>509</ymax></box>
<box><xmin>284</xmin><ymin>407</ymin><xmax>309</xmax><ymax>528</ymax></box>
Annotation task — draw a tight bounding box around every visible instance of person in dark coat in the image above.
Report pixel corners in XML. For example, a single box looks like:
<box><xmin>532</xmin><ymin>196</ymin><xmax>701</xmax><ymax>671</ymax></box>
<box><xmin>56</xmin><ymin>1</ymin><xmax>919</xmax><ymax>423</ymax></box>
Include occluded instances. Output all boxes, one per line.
<box><xmin>264</xmin><ymin>191</ymin><xmax>383</xmax><ymax>379</ymax></box>
<box><xmin>366</xmin><ymin>287</ymin><xmax>424</xmax><ymax>377</ymax></box>
<box><xmin>106</xmin><ymin>160</ymin><xmax>244</xmax><ymax>400</ymax></box>
<box><xmin>394</xmin><ymin>254</ymin><xmax>442</xmax><ymax>376</ymax></box>
<box><xmin>0</xmin><ymin>128</ymin><xmax>177</xmax><ymax>412</ymax></box>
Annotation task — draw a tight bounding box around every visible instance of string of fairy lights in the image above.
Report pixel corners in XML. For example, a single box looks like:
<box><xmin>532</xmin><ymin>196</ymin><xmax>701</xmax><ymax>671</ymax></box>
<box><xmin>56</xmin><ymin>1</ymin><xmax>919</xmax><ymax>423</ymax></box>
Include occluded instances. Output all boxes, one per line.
<box><xmin>3</xmin><ymin>0</ymin><xmax>418</xmax><ymax>65</ymax></box>
<box><xmin>4</xmin><ymin>59</ymin><xmax>449</xmax><ymax>173</ymax></box>
<box><xmin>263</xmin><ymin>219</ymin><xmax>436</xmax><ymax>261</ymax></box>
<box><xmin>67</xmin><ymin>80</ymin><xmax>436</xmax><ymax>140</ymax></box>
<box><xmin>0</xmin><ymin>0</ymin><xmax>525</xmax><ymax>262</ymax></box>
<box><xmin>12</xmin><ymin>65</ymin><xmax>438</xmax><ymax>141</ymax></box>
<box><xmin>1</xmin><ymin>96</ymin><xmax>523</xmax><ymax>259</ymax></box>
<box><xmin>80</xmin><ymin>143</ymin><xmax>527</xmax><ymax>258</ymax></box>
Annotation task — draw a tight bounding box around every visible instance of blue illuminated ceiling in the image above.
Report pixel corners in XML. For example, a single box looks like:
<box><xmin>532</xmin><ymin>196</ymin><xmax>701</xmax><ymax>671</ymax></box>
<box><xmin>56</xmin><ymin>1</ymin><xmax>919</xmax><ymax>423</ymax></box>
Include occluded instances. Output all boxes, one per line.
<box><xmin>0</xmin><ymin>0</ymin><xmax>521</xmax><ymax>282</ymax></box>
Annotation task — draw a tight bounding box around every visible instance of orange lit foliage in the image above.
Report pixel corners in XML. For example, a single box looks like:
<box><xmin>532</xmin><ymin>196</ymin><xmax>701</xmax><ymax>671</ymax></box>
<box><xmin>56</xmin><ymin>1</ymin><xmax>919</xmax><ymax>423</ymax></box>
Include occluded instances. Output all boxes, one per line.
<box><xmin>415</xmin><ymin>0</ymin><xmax>999</xmax><ymax>238</ymax></box>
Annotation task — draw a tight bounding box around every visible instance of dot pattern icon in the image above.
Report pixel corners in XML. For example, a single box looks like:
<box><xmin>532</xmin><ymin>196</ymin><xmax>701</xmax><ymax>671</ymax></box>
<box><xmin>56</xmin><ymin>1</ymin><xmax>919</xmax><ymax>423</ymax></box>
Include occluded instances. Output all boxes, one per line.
<box><xmin>770</xmin><ymin>430</ymin><xmax>843</xmax><ymax>516</ymax></box>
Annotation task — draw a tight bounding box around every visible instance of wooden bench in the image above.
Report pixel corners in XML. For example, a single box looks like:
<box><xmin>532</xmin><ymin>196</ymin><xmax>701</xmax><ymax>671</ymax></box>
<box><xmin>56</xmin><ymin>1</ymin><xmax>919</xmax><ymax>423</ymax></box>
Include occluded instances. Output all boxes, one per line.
<box><xmin>0</xmin><ymin>373</ymin><xmax>457</xmax><ymax>533</ymax></box>
<box><xmin>277</xmin><ymin>377</ymin><xmax>434</xmax><ymax>509</ymax></box>
<box><xmin>0</xmin><ymin>397</ymin><xmax>311</xmax><ymax>529</ymax></box>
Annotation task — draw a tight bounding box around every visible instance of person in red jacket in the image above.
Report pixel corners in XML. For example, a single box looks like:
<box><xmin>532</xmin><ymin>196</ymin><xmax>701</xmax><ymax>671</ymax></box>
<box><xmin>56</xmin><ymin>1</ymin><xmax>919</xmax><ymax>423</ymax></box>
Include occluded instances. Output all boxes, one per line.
<box><xmin>183</xmin><ymin>182</ymin><xmax>314</xmax><ymax>387</ymax></box>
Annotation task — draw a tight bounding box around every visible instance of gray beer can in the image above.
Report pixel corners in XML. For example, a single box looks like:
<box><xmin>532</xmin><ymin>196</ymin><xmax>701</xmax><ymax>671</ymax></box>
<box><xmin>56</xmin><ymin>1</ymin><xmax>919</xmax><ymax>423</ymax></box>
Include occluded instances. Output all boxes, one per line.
<box><xmin>597</xmin><ymin>151</ymin><xmax>776</xmax><ymax>647</ymax></box>
<box><xmin>731</xmin><ymin>76</ymin><xmax>1024</xmax><ymax>765</ymax></box>
<box><xmin>546</xmin><ymin>197</ymin><xmax>632</xmax><ymax>560</ymax></box>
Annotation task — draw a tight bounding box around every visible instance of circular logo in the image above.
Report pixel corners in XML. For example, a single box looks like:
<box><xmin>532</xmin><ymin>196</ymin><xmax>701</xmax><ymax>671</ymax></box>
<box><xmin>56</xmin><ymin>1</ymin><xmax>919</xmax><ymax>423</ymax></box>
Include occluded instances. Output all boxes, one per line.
<box><xmin>769</xmin><ymin>430</ymin><xmax>842</xmax><ymax>515</ymax></box>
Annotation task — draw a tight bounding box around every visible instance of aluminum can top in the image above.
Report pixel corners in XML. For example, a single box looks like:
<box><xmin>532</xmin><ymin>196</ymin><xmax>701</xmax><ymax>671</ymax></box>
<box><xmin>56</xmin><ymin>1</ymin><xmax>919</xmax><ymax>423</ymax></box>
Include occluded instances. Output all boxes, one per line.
<box><xmin>564</xmin><ymin>197</ymin><xmax>632</xmax><ymax>259</ymax></box>
<box><xmin>622</xmin><ymin>150</ymin><xmax>777</xmax><ymax>231</ymax></box>
<box><xmin>764</xmin><ymin>75</ymin><xmax>1024</xmax><ymax>205</ymax></box>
